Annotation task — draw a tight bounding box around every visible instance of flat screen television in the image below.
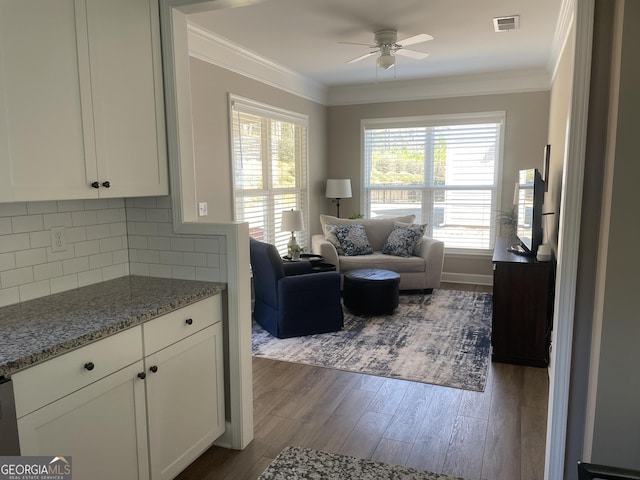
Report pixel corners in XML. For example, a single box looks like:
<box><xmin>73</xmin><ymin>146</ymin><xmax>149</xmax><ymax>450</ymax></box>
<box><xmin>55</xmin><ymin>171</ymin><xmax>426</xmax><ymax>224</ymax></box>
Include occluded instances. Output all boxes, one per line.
<box><xmin>514</xmin><ymin>168</ymin><xmax>545</xmax><ymax>254</ymax></box>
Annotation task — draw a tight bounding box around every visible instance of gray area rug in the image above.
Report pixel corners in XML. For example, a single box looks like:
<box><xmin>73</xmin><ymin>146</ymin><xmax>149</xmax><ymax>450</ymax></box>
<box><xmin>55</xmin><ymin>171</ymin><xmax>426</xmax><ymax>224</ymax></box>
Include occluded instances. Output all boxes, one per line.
<box><xmin>252</xmin><ymin>289</ymin><xmax>492</xmax><ymax>392</ymax></box>
<box><xmin>258</xmin><ymin>446</ymin><xmax>463</xmax><ymax>480</ymax></box>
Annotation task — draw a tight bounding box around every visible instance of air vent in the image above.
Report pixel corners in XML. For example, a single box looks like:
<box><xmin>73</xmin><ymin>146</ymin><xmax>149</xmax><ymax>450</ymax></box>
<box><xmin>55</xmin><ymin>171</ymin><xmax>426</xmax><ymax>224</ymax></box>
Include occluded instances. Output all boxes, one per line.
<box><xmin>493</xmin><ymin>15</ymin><xmax>520</xmax><ymax>32</ymax></box>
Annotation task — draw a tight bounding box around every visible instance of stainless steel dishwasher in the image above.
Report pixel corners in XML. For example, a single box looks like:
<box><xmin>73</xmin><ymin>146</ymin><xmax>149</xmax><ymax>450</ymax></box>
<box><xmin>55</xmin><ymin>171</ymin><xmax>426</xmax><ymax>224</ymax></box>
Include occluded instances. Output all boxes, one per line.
<box><xmin>0</xmin><ymin>378</ymin><xmax>20</xmax><ymax>455</ymax></box>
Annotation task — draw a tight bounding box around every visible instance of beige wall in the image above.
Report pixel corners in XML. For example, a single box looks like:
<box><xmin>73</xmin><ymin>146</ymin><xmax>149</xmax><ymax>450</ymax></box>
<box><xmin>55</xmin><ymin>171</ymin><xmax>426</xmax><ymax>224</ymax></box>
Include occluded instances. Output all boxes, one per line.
<box><xmin>590</xmin><ymin>0</ymin><xmax>640</xmax><ymax>468</ymax></box>
<box><xmin>189</xmin><ymin>58</ymin><xmax>328</xmax><ymax>235</ymax></box>
<box><xmin>327</xmin><ymin>91</ymin><xmax>550</xmax><ymax>278</ymax></box>
<box><xmin>547</xmin><ymin>32</ymin><xmax>576</xmax><ymax>255</ymax></box>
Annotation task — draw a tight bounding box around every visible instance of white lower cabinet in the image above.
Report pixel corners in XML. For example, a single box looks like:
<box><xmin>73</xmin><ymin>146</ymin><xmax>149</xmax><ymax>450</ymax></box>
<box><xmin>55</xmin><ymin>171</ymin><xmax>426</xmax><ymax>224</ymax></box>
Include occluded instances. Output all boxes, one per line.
<box><xmin>17</xmin><ymin>361</ymin><xmax>149</xmax><ymax>480</ymax></box>
<box><xmin>145</xmin><ymin>323</ymin><xmax>225</xmax><ymax>480</ymax></box>
<box><xmin>12</xmin><ymin>295</ymin><xmax>224</xmax><ymax>480</ymax></box>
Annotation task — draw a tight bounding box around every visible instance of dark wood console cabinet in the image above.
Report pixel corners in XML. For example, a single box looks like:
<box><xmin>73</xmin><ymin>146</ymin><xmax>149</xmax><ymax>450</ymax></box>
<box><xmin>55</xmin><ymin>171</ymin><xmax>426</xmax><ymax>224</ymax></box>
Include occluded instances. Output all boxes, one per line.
<box><xmin>491</xmin><ymin>237</ymin><xmax>555</xmax><ymax>367</ymax></box>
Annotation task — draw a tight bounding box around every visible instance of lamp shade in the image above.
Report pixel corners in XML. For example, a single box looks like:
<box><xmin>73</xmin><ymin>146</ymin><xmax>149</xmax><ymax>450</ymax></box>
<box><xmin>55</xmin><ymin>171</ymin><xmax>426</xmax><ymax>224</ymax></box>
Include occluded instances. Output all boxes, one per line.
<box><xmin>325</xmin><ymin>179</ymin><xmax>352</xmax><ymax>199</ymax></box>
<box><xmin>281</xmin><ymin>210</ymin><xmax>304</xmax><ymax>232</ymax></box>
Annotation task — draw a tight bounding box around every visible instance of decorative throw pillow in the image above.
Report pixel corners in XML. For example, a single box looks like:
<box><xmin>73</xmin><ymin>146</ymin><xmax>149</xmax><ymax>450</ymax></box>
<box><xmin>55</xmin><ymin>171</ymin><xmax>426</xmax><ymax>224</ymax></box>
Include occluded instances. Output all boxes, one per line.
<box><xmin>324</xmin><ymin>224</ymin><xmax>345</xmax><ymax>255</ymax></box>
<box><xmin>330</xmin><ymin>224</ymin><xmax>373</xmax><ymax>256</ymax></box>
<box><xmin>382</xmin><ymin>223</ymin><xmax>427</xmax><ymax>257</ymax></box>
<box><xmin>395</xmin><ymin>221</ymin><xmax>428</xmax><ymax>255</ymax></box>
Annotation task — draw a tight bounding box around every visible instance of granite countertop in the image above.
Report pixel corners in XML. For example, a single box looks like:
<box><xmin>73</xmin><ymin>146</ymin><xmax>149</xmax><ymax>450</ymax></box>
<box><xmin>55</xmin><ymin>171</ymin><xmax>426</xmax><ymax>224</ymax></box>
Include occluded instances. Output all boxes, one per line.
<box><xmin>0</xmin><ymin>276</ymin><xmax>226</xmax><ymax>378</ymax></box>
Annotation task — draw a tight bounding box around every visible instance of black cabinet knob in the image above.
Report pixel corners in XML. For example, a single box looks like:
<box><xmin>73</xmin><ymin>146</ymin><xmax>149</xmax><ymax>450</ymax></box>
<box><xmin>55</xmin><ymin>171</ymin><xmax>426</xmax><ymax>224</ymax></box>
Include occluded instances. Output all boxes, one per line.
<box><xmin>91</xmin><ymin>181</ymin><xmax>100</xmax><ymax>189</ymax></box>
<box><xmin>149</xmin><ymin>365</ymin><xmax>158</xmax><ymax>373</ymax></box>
<box><xmin>101</xmin><ymin>181</ymin><xmax>110</xmax><ymax>188</ymax></box>
<box><xmin>137</xmin><ymin>372</ymin><xmax>146</xmax><ymax>380</ymax></box>
<box><xmin>84</xmin><ymin>362</ymin><xmax>95</xmax><ymax>371</ymax></box>
<box><xmin>185</xmin><ymin>318</ymin><xmax>193</xmax><ymax>325</ymax></box>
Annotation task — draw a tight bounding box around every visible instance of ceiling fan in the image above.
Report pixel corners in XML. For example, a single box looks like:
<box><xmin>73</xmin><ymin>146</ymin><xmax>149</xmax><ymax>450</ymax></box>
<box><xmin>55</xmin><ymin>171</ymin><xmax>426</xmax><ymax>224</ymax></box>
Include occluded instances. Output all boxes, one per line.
<box><xmin>341</xmin><ymin>29</ymin><xmax>434</xmax><ymax>70</ymax></box>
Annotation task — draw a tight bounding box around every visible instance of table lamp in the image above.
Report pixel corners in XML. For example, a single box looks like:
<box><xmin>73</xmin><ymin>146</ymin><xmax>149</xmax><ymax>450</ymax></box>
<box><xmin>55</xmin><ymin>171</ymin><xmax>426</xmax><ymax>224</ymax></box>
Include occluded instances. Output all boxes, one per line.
<box><xmin>325</xmin><ymin>179</ymin><xmax>352</xmax><ymax>218</ymax></box>
<box><xmin>281</xmin><ymin>209</ymin><xmax>304</xmax><ymax>259</ymax></box>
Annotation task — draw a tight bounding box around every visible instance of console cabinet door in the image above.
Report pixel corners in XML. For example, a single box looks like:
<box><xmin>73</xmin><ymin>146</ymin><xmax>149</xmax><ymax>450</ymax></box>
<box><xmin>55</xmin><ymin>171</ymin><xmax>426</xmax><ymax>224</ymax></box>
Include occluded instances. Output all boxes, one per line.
<box><xmin>145</xmin><ymin>323</ymin><xmax>225</xmax><ymax>480</ymax></box>
<box><xmin>0</xmin><ymin>0</ymin><xmax>97</xmax><ymax>202</ymax></box>
<box><xmin>17</xmin><ymin>361</ymin><xmax>150</xmax><ymax>480</ymax></box>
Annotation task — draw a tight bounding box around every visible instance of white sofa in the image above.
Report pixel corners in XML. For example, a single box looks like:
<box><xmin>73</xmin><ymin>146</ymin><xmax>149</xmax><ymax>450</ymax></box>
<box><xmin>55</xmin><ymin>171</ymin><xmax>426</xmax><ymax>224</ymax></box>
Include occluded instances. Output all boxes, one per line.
<box><xmin>311</xmin><ymin>214</ymin><xmax>445</xmax><ymax>292</ymax></box>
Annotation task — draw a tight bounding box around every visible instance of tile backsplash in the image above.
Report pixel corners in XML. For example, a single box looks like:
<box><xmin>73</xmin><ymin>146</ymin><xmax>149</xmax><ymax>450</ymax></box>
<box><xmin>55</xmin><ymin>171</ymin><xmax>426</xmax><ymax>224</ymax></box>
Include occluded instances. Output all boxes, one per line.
<box><xmin>0</xmin><ymin>196</ymin><xmax>226</xmax><ymax>308</ymax></box>
<box><xmin>125</xmin><ymin>196</ymin><xmax>225</xmax><ymax>283</ymax></box>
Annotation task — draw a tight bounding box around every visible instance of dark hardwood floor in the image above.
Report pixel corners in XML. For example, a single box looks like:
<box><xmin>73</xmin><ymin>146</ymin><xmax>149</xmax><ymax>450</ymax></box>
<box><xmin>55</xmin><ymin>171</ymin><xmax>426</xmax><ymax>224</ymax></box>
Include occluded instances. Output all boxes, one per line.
<box><xmin>177</xmin><ymin>283</ymin><xmax>549</xmax><ymax>480</ymax></box>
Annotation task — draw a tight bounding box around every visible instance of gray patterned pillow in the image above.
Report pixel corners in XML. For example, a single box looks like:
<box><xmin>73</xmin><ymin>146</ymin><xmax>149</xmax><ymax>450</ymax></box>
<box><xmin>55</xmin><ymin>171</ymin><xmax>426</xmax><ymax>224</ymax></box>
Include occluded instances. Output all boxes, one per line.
<box><xmin>330</xmin><ymin>224</ymin><xmax>373</xmax><ymax>256</ymax></box>
<box><xmin>382</xmin><ymin>223</ymin><xmax>427</xmax><ymax>257</ymax></box>
<box><xmin>324</xmin><ymin>224</ymin><xmax>345</xmax><ymax>255</ymax></box>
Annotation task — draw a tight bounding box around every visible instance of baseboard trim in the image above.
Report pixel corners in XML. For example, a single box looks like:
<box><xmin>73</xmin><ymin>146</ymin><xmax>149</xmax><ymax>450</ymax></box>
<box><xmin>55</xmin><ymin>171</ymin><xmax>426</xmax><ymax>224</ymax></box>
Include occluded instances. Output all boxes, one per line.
<box><xmin>441</xmin><ymin>272</ymin><xmax>493</xmax><ymax>286</ymax></box>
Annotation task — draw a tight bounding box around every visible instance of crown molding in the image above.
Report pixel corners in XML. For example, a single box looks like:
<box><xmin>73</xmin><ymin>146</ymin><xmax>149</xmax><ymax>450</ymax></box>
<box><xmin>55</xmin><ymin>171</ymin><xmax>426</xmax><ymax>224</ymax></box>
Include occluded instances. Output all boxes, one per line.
<box><xmin>187</xmin><ymin>22</ymin><xmax>328</xmax><ymax>105</ymax></box>
<box><xmin>187</xmin><ymin>21</ymin><xmax>554</xmax><ymax>108</ymax></box>
<box><xmin>326</xmin><ymin>68</ymin><xmax>552</xmax><ymax>106</ymax></box>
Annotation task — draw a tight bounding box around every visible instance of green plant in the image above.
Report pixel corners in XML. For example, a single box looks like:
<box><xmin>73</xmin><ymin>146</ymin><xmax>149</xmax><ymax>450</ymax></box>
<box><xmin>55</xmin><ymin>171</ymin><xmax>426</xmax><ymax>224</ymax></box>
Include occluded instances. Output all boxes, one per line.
<box><xmin>496</xmin><ymin>207</ymin><xmax>518</xmax><ymax>237</ymax></box>
<box><xmin>348</xmin><ymin>213</ymin><xmax>364</xmax><ymax>219</ymax></box>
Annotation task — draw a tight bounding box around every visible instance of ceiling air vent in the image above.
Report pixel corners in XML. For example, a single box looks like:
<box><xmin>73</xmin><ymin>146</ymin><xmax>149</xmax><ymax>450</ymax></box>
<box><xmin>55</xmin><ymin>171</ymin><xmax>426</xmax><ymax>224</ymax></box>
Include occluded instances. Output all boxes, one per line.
<box><xmin>493</xmin><ymin>15</ymin><xmax>520</xmax><ymax>32</ymax></box>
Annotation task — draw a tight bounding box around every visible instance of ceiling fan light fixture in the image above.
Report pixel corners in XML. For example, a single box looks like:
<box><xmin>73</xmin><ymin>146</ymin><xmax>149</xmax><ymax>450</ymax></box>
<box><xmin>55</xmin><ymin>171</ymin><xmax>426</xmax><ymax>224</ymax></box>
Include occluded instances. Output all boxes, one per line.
<box><xmin>377</xmin><ymin>53</ymin><xmax>395</xmax><ymax>70</ymax></box>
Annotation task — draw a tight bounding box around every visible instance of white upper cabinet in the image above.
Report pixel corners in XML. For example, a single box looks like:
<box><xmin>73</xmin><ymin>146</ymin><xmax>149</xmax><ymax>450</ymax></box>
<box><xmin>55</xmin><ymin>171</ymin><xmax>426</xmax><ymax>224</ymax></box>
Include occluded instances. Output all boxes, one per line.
<box><xmin>0</xmin><ymin>0</ymin><xmax>167</xmax><ymax>202</ymax></box>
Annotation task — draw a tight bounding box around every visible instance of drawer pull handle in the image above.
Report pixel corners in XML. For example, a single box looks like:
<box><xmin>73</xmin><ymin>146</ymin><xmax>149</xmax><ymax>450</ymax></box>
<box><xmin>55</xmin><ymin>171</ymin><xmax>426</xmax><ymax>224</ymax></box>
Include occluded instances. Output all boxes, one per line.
<box><xmin>137</xmin><ymin>372</ymin><xmax>146</xmax><ymax>380</ymax></box>
<box><xmin>149</xmin><ymin>365</ymin><xmax>158</xmax><ymax>373</ymax></box>
<box><xmin>90</xmin><ymin>181</ymin><xmax>100</xmax><ymax>189</ymax></box>
<box><xmin>84</xmin><ymin>362</ymin><xmax>95</xmax><ymax>371</ymax></box>
<box><xmin>102</xmin><ymin>181</ymin><xmax>111</xmax><ymax>188</ymax></box>
<box><xmin>185</xmin><ymin>318</ymin><xmax>193</xmax><ymax>325</ymax></box>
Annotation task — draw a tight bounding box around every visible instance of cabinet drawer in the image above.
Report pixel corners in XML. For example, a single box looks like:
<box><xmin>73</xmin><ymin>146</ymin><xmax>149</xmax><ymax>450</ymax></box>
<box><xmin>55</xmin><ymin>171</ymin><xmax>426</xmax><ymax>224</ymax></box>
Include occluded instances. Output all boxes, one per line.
<box><xmin>143</xmin><ymin>295</ymin><xmax>221</xmax><ymax>355</ymax></box>
<box><xmin>12</xmin><ymin>327</ymin><xmax>142</xmax><ymax>418</ymax></box>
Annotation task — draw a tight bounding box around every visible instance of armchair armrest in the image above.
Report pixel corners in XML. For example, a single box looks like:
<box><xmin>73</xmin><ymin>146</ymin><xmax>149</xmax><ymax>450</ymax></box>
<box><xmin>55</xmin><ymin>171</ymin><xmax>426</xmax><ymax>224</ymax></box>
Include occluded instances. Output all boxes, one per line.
<box><xmin>312</xmin><ymin>234</ymin><xmax>339</xmax><ymax>269</ymax></box>
<box><xmin>282</xmin><ymin>261</ymin><xmax>312</xmax><ymax>276</ymax></box>
<box><xmin>417</xmin><ymin>236</ymin><xmax>445</xmax><ymax>288</ymax></box>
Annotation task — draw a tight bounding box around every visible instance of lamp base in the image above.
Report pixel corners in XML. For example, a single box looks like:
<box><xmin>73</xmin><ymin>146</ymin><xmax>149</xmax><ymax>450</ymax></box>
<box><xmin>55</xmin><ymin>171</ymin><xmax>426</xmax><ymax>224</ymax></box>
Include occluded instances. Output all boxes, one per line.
<box><xmin>287</xmin><ymin>234</ymin><xmax>300</xmax><ymax>260</ymax></box>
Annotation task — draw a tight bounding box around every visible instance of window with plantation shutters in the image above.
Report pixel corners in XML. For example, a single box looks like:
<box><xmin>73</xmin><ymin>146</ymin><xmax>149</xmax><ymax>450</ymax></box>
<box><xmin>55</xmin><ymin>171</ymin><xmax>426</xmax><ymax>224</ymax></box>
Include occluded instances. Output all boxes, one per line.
<box><xmin>363</xmin><ymin>112</ymin><xmax>504</xmax><ymax>251</ymax></box>
<box><xmin>230</xmin><ymin>96</ymin><xmax>308</xmax><ymax>255</ymax></box>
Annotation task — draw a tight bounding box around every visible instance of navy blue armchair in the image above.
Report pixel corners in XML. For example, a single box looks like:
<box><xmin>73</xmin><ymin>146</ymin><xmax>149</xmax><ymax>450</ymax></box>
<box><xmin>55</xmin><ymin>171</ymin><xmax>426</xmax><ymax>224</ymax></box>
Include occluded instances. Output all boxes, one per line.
<box><xmin>250</xmin><ymin>238</ymin><xmax>343</xmax><ymax>338</ymax></box>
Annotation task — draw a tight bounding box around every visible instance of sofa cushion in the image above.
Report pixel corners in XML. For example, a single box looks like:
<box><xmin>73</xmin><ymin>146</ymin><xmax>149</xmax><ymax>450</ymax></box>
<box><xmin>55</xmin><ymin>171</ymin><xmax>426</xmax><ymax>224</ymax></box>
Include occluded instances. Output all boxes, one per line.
<box><xmin>339</xmin><ymin>252</ymin><xmax>426</xmax><ymax>273</ymax></box>
<box><xmin>320</xmin><ymin>214</ymin><xmax>415</xmax><ymax>251</ymax></box>
<box><xmin>329</xmin><ymin>224</ymin><xmax>373</xmax><ymax>256</ymax></box>
<box><xmin>382</xmin><ymin>223</ymin><xmax>427</xmax><ymax>257</ymax></box>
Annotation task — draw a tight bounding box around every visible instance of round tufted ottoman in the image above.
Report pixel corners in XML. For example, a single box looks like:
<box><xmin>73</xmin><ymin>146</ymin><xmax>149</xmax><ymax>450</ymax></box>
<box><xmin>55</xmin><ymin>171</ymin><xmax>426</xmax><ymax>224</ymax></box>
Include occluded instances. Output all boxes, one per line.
<box><xmin>343</xmin><ymin>269</ymin><xmax>401</xmax><ymax>314</ymax></box>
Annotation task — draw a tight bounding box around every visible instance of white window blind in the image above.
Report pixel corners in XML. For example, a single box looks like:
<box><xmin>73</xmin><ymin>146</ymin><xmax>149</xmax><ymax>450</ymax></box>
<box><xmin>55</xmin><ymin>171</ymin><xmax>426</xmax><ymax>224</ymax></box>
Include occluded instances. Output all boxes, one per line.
<box><xmin>230</xmin><ymin>96</ymin><xmax>308</xmax><ymax>255</ymax></box>
<box><xmin>363</xmin><ymin>113</ymin><xmax>504</xmax><ymax>250</ymax></box>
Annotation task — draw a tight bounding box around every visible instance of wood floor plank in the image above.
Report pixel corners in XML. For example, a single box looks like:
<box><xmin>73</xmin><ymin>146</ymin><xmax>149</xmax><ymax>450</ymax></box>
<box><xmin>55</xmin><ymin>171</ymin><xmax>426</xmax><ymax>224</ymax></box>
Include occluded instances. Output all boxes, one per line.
<box><xmin>405</xmin><ymin>387</ymin><xmax>462</xmax><ymax>473</ymax></box>
<box><xmin>367</xmin><ymin>377</ymin><xmax>411</xmax><ymax>416</ymax></box>
<box><xmin>442</xmin><ymin>415</ymin><xmax>488</xmax><ymax>480</ymax></box>
<box><xmin>383</xmin><ymin>382</ymin><xmax>435</xmax><ymax>443</ymax></box>
<box><xmin>520</xmin><ymin>405</ymin><xmax>547</xmax><ymax>480</ymax></box>
<box><xmin>481</xmin><ymin>365</ymin><xmax>522</xmax><ymax>480</ymax></box>
<box><xmin>339</xmin><ymin>410</ymin><xmax>393</xmax><ymax>459</ymax></box>
<box><xmin>305</xmin><ymin>387</ymin><xmax>376</xmax><ymax>454</ymax></box>
<box><xmin>371</xmin><ymin>438</ymin><xmax>413</xmax><ymax>467</ymax></box>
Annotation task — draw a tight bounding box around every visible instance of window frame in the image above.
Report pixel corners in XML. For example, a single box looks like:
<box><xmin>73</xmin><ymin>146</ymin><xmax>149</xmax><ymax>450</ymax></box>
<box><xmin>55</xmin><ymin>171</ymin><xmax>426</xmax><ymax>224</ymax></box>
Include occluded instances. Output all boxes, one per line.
<box><xmin>229</xmin><ymin>94</ymin><xmax>310</xmax><ymax>255</ymax></box>
<box><xmin>361</xmin><ymin>112</ymin><xmax>506</xmax><ymax>254</ymax></box>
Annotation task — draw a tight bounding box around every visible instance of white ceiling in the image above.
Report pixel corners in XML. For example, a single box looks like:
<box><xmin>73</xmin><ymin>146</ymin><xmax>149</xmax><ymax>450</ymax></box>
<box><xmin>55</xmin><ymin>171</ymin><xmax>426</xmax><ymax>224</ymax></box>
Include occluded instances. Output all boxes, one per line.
<box><xmin>189</xmin><ymin>0</ymin><xmax>564</xmax><ymax>89</ymax></box>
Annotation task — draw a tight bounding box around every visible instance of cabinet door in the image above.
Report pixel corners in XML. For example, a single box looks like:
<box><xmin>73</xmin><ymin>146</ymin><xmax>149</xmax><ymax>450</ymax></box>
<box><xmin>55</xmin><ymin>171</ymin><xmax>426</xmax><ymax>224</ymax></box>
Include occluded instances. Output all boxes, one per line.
<box><xmin>18</xmin><ymin>361</ymin><xmax>149</xmax><ymax>480</ymax></box>
<box><xmin>145</xmin><ymin>323</ymin><xmax>225</xmax><ymax>480</ymax></box>
<box><xmin>85</xmin><ymin>0</ymin><xmax>167</xmax><ymax>198</ymax></box>
<box><xmin>0</xmin><ymin>0</ymin><xmax>98</xmax><ymax>201</ymax></box>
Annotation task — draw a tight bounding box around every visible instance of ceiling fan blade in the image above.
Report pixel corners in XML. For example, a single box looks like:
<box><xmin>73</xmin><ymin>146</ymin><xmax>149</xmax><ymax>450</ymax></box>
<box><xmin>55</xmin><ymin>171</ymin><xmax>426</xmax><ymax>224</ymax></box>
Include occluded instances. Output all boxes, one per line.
<box><xmin>397</xmin><ymin>33</ymin><xmax>434</xmax><ymax>47</ymax></box>
<box><xmin>396</xmin><ymin>48</ymin><xmax>430</xmax><ymax>60</ymax></box>
<box><xmin>338</xmin><ymin>41</ymin><xmax>375</xmax><ymax>47</ymax></box>
<box><xmin>346</xmin><ymin>51</ymin><xmax>377</xmax><ymax>64</ymax></box>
